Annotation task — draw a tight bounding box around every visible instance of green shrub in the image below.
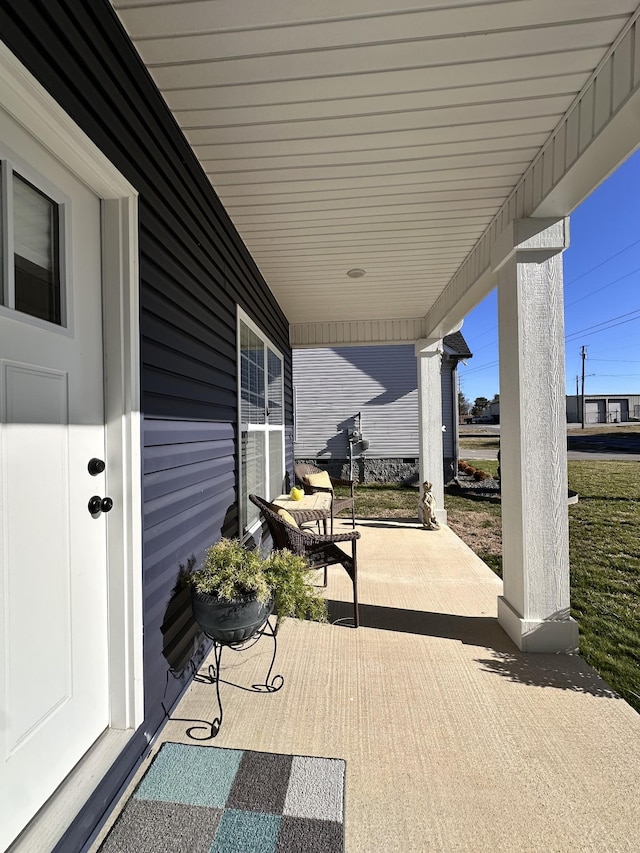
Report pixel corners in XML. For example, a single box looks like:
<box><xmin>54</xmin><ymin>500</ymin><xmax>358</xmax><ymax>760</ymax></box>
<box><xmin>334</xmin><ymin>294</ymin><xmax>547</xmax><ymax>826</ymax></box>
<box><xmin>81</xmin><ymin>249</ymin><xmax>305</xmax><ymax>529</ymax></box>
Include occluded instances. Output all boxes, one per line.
<box><xmin>188</xmin><ymin>538</ymin><xmax>327</xmax><ymax>626</ymax></box>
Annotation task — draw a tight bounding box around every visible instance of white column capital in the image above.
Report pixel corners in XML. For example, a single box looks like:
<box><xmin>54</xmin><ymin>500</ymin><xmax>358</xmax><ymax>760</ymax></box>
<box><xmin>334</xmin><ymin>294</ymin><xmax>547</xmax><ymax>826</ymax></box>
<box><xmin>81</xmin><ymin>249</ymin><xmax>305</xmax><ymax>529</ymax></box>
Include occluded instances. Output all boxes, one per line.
<box><xmin>415</xmin><ymin>338</ymin><xmax>443</xmax><ymax>357</ymax></box>
<box><xmin>491</xmin><ymin>217</ymin><xmax>569</xmax><ymax>274</ymax></box>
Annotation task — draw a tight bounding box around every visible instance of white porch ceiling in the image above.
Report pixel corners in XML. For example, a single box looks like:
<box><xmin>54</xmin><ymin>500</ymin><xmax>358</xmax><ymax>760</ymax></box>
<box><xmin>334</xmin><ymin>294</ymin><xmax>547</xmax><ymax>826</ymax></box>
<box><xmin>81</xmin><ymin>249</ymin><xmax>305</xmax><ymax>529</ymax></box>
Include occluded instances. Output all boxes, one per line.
<box><xmin>113</xmin><ymin>0</ymin><xmax>640</xmax><ymax>334</ymax></box>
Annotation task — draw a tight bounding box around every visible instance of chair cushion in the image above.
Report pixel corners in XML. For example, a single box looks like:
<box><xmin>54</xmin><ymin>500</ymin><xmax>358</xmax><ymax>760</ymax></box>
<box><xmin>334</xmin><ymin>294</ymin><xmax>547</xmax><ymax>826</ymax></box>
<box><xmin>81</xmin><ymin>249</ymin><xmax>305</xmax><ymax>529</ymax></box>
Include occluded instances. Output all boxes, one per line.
<box><xmin>277</xmin><ymin>508</ymin><xmax>299</xmax><ymax>528</ymax></box>
<box><xmin>304</xmin><ymin>471</ymin><xmax>333</xmax><ymax>491</ymax></box>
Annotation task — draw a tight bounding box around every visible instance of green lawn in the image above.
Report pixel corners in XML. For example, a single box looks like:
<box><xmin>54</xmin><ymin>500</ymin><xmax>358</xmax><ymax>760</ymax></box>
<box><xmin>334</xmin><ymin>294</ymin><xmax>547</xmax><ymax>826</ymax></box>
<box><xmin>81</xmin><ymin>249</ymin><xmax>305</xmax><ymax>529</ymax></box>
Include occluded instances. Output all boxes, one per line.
<box><xmin>458</xmin><ymin>437</ymin><xmax>501</xmax><ymax>450</ymax></box>
<box><xmin>566</xmin><ymin>461</ymin><xmax>640</xmax><ymax>712</ymax></box>
<box><xmin>347</xmin><ymin>462</ymin><xmax>640</xmax><ymax>714</ymax></box>
<box><xmin>352</xmin><ymin>482</ymin><xmax>419</xmax><ymax>517</ymax></box>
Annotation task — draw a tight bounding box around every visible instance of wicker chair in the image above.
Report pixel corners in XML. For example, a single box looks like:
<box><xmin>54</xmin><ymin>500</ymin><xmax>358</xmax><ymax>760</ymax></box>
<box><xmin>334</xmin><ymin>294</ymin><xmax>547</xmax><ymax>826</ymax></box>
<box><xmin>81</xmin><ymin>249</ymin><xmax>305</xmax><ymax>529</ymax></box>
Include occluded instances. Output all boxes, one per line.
<box><xmin>249</xmin><ymin>494</ymin><xmax>360</xmax><ymax>627</ymax></box>
<box><xmin>294</xmin><ymin>462</ymin><xmax>356</xmax><ymax>532</ymax></box>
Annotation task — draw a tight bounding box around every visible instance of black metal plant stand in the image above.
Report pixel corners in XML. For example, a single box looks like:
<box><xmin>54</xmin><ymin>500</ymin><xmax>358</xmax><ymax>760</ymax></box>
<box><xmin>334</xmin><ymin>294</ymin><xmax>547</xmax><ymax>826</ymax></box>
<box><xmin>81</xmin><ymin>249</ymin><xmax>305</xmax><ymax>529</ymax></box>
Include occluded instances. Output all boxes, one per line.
<box><xmin>185</xmin><ymin>617</ymin><xmax>283</xmax><ymax>740</ymax></box>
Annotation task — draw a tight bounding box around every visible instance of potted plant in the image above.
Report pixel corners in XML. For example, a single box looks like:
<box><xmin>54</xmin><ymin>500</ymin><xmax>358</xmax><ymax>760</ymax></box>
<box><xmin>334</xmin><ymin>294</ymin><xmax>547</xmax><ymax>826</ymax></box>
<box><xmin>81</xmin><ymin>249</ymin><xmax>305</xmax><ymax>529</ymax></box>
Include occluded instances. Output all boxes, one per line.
<box><xmin>188</xmin><ymin>538</ymin><xmax>327</xmax><ymax>643</ymax></box>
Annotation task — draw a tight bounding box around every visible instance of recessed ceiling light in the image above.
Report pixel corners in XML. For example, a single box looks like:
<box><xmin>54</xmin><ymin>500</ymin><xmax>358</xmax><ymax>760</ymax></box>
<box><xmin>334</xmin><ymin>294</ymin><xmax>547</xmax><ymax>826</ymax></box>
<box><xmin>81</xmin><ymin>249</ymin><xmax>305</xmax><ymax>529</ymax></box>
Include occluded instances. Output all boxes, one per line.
<box><xmin>346</xmin><ymin>268</ymin><xmax>366</xmax><ymax>278</ymax></box>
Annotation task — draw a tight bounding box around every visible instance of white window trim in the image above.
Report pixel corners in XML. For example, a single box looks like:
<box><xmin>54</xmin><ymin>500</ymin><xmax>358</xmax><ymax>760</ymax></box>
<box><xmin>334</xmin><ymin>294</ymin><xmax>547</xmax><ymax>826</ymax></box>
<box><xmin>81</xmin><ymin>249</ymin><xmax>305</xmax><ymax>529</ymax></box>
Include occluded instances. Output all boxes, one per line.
<box><xmin>237</xmin><ymin>306</ymin><xmax>285</xmax><ymax>539</ymax></box>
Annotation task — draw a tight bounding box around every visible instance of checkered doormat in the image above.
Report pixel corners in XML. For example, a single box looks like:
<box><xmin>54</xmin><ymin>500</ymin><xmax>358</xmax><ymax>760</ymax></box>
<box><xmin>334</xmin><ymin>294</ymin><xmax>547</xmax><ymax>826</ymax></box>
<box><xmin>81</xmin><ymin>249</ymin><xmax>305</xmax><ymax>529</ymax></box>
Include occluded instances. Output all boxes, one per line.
<box><xmin>99</xmin><ymin>742</ymin><xmax>345</xmax><ymax>853</ymax></box>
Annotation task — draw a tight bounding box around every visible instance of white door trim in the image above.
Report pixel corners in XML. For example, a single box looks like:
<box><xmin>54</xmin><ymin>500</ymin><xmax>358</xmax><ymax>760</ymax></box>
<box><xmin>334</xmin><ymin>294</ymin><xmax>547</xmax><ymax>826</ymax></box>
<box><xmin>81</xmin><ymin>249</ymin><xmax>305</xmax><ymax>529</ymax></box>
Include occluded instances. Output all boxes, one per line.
<box><xmin>0</xmin><ymin>42</ymin><xmax>144</xmax><ymax>737</ymax></box>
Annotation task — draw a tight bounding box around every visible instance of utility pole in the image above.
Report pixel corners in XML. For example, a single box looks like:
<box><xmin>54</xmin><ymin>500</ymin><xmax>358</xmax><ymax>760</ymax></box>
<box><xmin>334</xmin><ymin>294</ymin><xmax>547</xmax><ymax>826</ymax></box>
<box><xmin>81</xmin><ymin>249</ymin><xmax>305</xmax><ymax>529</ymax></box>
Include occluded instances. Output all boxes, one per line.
<box><xmin>580</xmin><ymin>345</ymin><xmax>587</xmax><ymax>429</ymax></box>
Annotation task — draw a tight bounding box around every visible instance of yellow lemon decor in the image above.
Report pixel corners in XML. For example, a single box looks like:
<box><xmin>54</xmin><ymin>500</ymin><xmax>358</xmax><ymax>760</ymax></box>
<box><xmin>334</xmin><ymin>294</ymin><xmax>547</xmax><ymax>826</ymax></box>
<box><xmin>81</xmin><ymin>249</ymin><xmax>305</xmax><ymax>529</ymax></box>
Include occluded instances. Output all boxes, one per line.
<box><xmin>289</xmin><ymin>486</ymin><xmax>304</xmax><ymax>501</ymax></box>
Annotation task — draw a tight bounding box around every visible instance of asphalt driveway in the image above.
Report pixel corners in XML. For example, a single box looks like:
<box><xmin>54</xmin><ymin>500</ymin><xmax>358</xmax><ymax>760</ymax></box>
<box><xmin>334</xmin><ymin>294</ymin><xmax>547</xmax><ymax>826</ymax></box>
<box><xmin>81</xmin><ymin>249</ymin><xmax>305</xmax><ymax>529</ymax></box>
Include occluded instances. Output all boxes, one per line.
<box><xmin>459</xmin><ymin>424</ymin><xmax>640</xmax><ymax>462</ymax></box>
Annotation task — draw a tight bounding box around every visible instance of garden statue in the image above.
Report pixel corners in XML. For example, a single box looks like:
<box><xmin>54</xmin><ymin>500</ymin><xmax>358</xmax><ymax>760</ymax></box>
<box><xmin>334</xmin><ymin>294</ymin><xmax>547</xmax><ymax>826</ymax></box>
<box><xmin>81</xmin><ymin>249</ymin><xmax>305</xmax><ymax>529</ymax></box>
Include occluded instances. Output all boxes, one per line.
<box><xmin>420</xmin><ymin>481</ymin><xmax>440</xmax><ymax>530</ymax></box>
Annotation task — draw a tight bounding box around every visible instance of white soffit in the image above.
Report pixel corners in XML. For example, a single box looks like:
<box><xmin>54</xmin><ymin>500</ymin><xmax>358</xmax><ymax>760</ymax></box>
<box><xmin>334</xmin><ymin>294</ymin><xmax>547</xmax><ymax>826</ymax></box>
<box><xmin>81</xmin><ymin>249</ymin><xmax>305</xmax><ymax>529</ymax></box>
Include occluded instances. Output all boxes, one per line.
<box><xmin>113</xmin><ymin>0</ymin><xmax>640</xmax><ymax>329</ymax></box>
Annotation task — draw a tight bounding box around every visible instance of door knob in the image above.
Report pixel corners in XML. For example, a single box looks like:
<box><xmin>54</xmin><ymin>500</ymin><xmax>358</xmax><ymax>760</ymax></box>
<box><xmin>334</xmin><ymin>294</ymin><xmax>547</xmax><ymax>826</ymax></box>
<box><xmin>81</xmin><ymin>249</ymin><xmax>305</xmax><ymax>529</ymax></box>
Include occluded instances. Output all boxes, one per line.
<box><xmin>88</xmin><ymin>495</ymin><xmax>114</xmax><ymax>516</ymax></box>
<box><xmin>88</xmin><ymin>457</ymin><xmax>106</xmax><ymax>476</ymax></box>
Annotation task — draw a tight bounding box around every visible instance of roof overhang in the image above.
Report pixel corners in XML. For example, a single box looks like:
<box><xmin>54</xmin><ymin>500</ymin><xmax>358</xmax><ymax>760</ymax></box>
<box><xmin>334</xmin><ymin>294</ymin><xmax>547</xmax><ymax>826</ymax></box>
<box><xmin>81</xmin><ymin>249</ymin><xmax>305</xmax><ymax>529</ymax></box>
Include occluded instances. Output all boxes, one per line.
<box><xmin>113</xmin><ymin>1</ymin><xmax>640</xmax><ymax>345</ymax></box>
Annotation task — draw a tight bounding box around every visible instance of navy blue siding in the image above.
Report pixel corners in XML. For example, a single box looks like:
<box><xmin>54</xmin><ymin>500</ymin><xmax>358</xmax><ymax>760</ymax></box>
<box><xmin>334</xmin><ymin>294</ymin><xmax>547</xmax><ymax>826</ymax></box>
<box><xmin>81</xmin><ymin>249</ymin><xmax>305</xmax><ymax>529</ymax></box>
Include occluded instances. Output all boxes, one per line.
<box><xmin>0</xmin><ymin>1</ymin><xmax>294</xmax><ymax>849</ymax></box>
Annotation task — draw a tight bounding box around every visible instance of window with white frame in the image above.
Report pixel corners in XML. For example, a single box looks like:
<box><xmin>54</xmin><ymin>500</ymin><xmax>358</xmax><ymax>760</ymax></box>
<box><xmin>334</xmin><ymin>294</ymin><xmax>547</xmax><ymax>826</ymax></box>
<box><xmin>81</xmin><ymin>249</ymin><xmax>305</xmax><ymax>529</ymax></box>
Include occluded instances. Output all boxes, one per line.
<box><xmin>1</xmin><ymin>158</ymin><xmax>66</xmax><ymax>327</ymax></box>
<box><xmin>238</xmin><ymin>309</ymin><xmax>285</xmax><ymax>534</ymax></box>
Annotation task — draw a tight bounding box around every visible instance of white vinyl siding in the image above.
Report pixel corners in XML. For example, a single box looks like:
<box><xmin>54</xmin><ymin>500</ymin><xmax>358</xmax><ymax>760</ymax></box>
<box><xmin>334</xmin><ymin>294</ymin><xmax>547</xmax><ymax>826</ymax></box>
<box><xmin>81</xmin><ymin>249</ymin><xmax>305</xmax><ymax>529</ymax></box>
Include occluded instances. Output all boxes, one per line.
<box><xmin>293</xmin><ymin>344</ymin><xmax>458</xmax><ymax>461</ymax></box>
<box><xmin>293</xmin><ymin>346</ymin><xmax>415</xmax><ymax>459</ymax></box>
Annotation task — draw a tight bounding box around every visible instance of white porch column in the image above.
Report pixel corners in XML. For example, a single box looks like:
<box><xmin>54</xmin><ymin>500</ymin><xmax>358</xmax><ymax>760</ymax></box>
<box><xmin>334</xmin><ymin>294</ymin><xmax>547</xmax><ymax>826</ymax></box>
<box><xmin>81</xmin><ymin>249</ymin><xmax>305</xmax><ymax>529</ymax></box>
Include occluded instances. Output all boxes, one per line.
<box><xmin>415</xmin><ymin>338</ymin><xmax>446</xmax><ymax>524</ymax></box>
<box><xmin>492</xmin><ymin>218</ymin><xmax>578</xmax><ymax>653</ymax></box>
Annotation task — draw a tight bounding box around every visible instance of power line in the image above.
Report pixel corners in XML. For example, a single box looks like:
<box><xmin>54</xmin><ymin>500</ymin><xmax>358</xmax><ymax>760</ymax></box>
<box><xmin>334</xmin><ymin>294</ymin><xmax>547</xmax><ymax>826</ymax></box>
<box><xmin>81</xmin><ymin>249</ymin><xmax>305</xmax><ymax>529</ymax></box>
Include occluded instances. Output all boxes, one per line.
<box><xmin>565</xmin><ymin>307</ymin><xmax>640</xmax><ymax>341</ymax></box>
<box><xmin>462</xmin><ymin>237</ymin><xmax>640</xmax><ymax>351</ymax></box>
<box><xmin>468</xmin><ymin>309</ymin><xmax>640</xmax><ymax>355</ymax></box>
<box><xmin>461</xmin><ymin>359</ymin><xmax>499</xmax><ymax>376</ymax></box>
<box><xmin>463</xmin><ymin>306</ymin><xmax>640</xmax><ymax>389</ymax></box>
<box><xmin>465</xmin><ymin>310</ymin><xmax>640</xmax><ymax>370</ymax></box>
<box><xmin>468</xmin><ymin>340</ymin><xmax>498</xmax><ymax>354</ymax></box>
<box><xmin>564</xmin><ymin>237</ymin><xmax>640</xmax><ymax>288</ymax></box>
<box><xmin>466</xmin><ymin>325</ymin><xmax>496</xmax><ymax>341</ymax></box>
<box><xmin>566</xmin><ymin>265</ymin><xmax>640</xmax><ymax>308</ymax></box>
<box><xmin>566</xmin><ymin>316</ymin><xmax>640</xmax><ymax>343</ymax></box>
<box><xmin>470</xmin><ymin>288</ymin><xmax>640</xmax><ymax>354</ymax></box>
<box><xmin>588</xmin><ymin>358</ymin><xmax>640</xmax><ymax>363</ymax></box>
<box><xmin>469</xmin><ymin>328</ymin><xmax>497</xmax><ymax>345</ymax></box>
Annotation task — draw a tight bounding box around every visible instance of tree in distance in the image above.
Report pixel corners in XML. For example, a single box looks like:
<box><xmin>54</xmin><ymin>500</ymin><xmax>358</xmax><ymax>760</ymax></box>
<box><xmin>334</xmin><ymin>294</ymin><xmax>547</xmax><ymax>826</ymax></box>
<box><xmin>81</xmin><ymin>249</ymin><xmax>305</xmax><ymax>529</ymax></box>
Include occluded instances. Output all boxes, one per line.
<box><xmin>471</xmin><ymin>396</ymin><xmax>490</xmax><ymax>417</ymax></box>
<box><xmin>458</xmin><ymin>391</ymin><xmax>470</xmax><ymax>416</ymax></box>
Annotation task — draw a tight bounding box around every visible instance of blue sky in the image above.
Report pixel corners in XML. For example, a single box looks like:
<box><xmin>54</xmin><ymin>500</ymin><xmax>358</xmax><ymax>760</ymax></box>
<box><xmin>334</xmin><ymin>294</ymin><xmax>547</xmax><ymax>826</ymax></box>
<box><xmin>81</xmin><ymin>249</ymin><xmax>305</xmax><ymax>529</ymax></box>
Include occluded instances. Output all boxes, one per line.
<box><xmin>458</xmin><ymin>148</ymin><xmax>640</xmax><ymax>406</ymax></box>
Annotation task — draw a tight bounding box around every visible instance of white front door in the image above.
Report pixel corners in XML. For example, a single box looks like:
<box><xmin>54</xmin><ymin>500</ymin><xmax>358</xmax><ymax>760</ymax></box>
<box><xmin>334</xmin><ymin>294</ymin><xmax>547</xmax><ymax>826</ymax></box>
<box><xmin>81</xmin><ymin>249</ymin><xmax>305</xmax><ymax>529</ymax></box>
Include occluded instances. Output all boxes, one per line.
<box><xmin>0</xmin><ymin>108</ymin><xmax>110</xmax><ymax>849</ymax></box>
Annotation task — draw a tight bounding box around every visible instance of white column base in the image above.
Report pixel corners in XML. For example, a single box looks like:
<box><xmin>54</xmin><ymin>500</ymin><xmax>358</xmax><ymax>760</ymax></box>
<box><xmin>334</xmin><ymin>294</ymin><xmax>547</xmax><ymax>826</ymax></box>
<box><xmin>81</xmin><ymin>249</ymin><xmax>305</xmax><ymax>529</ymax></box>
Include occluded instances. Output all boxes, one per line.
<box><xmin>435</xmin><ymin>508</ymin><xmax>447</xmax><ymax>525</ymax></box>
<box><xmin>497</xmin><ymin>596</ymin><xmax>579</xmax><ymax>653</ymax></box>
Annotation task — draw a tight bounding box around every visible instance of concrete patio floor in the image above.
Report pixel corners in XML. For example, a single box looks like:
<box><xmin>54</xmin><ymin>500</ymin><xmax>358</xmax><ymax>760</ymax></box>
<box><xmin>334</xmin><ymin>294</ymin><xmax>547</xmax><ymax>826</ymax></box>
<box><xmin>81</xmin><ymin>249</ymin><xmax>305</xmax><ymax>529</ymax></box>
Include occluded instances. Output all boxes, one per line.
<box><xmin>92</xmin><ymin>518</ymin><xmax>640</xmax><ymax>852</ymax></box>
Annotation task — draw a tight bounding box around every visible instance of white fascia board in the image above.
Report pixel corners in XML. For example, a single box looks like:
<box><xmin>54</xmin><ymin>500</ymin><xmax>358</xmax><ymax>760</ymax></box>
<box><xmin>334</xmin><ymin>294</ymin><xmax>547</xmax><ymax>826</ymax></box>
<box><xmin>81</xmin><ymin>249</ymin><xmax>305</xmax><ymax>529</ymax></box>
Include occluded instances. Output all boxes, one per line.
<box><xmin>533</xmin><ymin>86</ymin><xmax>640</xmax><ymax>218</ymax></box>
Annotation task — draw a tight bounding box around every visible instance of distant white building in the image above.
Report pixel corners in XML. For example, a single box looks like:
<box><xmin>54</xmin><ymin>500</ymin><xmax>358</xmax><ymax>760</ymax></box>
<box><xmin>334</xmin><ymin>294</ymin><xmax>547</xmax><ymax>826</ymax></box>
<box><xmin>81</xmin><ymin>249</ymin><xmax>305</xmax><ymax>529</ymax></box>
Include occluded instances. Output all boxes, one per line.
<box><xmin>566</xmin><ymin>394</ymin><xmax>640</xmax><ymax>424</ymax></box>
<box><xmin>480</xmin><ymin>394</ymin><xmax>640</xmax><ymax>425</ymax></box>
